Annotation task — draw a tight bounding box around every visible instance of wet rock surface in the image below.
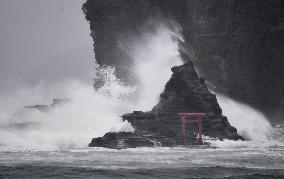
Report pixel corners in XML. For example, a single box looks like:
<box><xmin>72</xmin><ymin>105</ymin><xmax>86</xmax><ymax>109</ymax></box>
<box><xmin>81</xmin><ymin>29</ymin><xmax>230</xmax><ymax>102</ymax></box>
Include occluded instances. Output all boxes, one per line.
<box><xmin>83</xmin><ymin>0</ymin><xmax>248</xmax><ymax>148</ymax></box>
<box><xmin>89</xmin><ymin>52</ymin><xmax>243</xmax><ymax>149</ymax></box>
<box><xmin>88</xmin><ymin>132</ymin><xmax>175</xmax><ymax>149</ymax></box>
<box><xmin>83</xmin><ymin>0</ymin><xmax>284</xmax><ymax>123</ymax></box>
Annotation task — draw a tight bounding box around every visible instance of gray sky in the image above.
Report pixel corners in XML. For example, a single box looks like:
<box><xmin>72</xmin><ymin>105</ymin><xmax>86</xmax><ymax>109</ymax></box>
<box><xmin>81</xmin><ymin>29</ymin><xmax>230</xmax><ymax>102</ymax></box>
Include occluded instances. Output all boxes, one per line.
<box><xmin>0</xmin><ymin>0</ymin><xmax>95</xmax><ymax>93</ymax></box>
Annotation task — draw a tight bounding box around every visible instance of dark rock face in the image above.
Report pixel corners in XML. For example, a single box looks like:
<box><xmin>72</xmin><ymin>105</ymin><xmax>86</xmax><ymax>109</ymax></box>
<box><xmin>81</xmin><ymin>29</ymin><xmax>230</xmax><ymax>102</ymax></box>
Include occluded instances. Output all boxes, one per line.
<box><xmin>82</xmin><ymin>0</ymin><xmax>189</xmax><ymax>85</ymax></box>
<box><xmin>83</xmin><ymin>0</ymin><xmax>245</xmax><ymax>148</ymax></box>
<box><xmin>88</xmin><ymin>132</ymin><xmax>175</xmax><ymax>149</ymax></box>
<box><xmin>180</xmin><ymin>0</ymin><xmax>284</xmax><ymax>123</ymax></box>
<box><xmin>83</xmin><ymin>0</ymin><xmax>284</xmax><ymax>122</ymax></box>
<box><xmin>124</xmin><ymin>52</ymin><xmax>243</xmax><ymax>142</ymax></box>
<box><xmin>89</xmin><ymin>52</ymin><xmax>243</xmax><ymax>148</ymax></box>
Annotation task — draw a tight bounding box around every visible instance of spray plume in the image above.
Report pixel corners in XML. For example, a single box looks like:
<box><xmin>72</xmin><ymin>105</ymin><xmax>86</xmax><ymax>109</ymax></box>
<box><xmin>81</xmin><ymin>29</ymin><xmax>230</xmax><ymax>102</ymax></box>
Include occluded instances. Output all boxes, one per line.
<box><xmin>217</xmin><ymin>94</ymin><xmax>272</xmax><ymax>141</ymax></box>
<box><xmin>0</xmin><ymin>23</ymin><xmax>183</xmax><ymax>150</ymax></box>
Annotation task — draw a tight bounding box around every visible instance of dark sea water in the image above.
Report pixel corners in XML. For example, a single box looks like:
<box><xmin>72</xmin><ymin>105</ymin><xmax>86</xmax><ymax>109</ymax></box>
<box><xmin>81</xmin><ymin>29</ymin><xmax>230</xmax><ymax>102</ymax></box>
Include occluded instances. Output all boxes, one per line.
<box><xmin>1</xmin><ymin>165</ymin><xmax>284</xmax><ymax>179</ymax></box>
<box><xmin>0</xmin><ymin>133</ymin><xmax>284</xmax><ymax>179</ymax></box>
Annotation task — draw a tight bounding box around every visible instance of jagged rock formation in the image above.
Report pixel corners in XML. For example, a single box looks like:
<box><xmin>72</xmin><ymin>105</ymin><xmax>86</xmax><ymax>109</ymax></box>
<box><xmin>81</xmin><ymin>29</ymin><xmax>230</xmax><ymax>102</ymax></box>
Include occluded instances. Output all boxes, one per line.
<box><xmin>83</xmin><ymin>1</ymin><xmax>284</xmax><ymax>148</ymax></box>
<box><xmin>83</xmin><ymin>0</ymin><xmax>284</xmax><ymax>123</ymax></box>
<box><xmin>123</xmin><ymin>52</ymin><xmax>243</xmax><ymax>141</ymax></box>
<box><xmin>83</xmin><ymin>0</ymin><xmax>244</xmax><ymax>148</ymax></box>
<box><xmin>89</xmin><ymin>52</ymin><xmax>243</xmax><ymax>148</ymax></box>
<box><xmin>152</xmin><ymin>52</ymin><xmax>241</xmax><ymax>140</ymax></box>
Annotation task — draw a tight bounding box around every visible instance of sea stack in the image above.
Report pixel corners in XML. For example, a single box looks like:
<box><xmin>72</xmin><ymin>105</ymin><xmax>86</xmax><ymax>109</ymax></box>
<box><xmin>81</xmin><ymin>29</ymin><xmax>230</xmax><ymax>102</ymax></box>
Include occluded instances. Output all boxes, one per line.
<box><xmin>83</xmin><ymin>0</ymin><xmax>244</xmax><ymax>148</ymax></box>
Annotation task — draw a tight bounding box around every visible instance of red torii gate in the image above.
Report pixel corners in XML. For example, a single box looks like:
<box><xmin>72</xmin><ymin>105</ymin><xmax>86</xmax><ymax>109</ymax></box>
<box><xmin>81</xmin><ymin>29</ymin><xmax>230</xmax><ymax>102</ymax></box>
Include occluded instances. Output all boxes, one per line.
<box><xmin>178</xmin><ymin>113</ymin><xmax>205</xmax><ymax>145</ymax></box>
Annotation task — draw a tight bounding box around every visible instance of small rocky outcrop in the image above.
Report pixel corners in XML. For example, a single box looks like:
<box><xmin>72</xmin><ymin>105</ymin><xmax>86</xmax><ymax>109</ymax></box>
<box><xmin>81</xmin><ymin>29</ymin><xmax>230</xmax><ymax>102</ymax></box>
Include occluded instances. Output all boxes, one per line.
<box><xmin>24</xmin><ymin>99</ymin><xmax>69</xmax><ymax>112</ymax></box>
<box><xmin>88</xmin><ymin>132</ymin><xmax>175</xmax><ymax>149</ymax></box>
<box><xmin>89</xmin><ymin>52</ymin><xmax>243</xmax><ymax>148</ymax></box>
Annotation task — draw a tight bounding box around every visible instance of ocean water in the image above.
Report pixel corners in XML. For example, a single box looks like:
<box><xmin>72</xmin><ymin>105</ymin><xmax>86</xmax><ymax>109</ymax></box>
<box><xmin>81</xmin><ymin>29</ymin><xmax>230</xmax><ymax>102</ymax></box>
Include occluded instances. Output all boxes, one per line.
<box><xmin>0</xmin><ymin>23</ymin><xmax>283</xmax><ymax>178</ymax></box>
<box><xmin>1</xmin><ymin>126</ymin><xmax>283</xmax><ymax>179</ymax></box>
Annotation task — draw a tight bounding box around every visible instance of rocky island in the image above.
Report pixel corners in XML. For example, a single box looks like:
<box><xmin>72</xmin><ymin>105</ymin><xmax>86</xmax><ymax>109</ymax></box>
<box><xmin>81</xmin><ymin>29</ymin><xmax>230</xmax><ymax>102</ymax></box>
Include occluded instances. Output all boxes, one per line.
<box><xmin>88</xmin><ymin>52</ymin><xmax>243</xmax><ymax>148</ymax></box>
<box><xmin>83</xmin><ymin>0</ymin><xmax>245</xmax><ymax>148</ymax></box>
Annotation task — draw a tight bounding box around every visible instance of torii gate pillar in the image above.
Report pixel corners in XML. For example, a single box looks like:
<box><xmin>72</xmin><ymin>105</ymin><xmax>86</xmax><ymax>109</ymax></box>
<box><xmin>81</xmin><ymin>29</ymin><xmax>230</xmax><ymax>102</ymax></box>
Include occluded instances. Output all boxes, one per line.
<box><xmin>178</xmin><ymin>113</ymin><xmax>205</xmax><ymax>145</ymax></box>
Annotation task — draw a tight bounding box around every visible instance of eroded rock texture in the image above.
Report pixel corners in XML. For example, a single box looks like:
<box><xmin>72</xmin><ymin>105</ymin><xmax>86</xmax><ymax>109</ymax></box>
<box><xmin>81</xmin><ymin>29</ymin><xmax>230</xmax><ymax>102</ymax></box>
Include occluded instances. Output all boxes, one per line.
<box><xmin>84</xmin><ymin>0</ymin><xmax>246</xmax><ymax>148</ymax></box>
<box><xmin>83</xmin><ymin>0</ymin><xmax>284</xmax><ymax>122</ymax></box>
<box><xmin>89</xmin><ymin>52</ymin><xmax>243</xmax><ymax>148</ymax></box>
<box><xmin>122</xmin><ymin>52</ymin><xmax>243</xmax><ymax>142</ymax></box>
<box><xmin>82</xmin><ymin>0</ymin><xmax>194</xmax><ymax>87</ymax></box>
<box><xmin>83</xmin><ymin>0</ymin><xmax>282</xmax><ymax>148</ymax></box>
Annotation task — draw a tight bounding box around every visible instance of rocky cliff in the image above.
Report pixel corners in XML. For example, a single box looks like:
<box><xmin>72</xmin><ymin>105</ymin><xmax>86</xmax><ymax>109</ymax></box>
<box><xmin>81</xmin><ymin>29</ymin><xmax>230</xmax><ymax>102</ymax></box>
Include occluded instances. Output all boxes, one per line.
<box><xmin>83</xmin><ymin>0</ymin><xmax>284</xmax><ymax>123</ymax></box>
<box><xmin>83</xmin><ymin>0</ymin><xmax>245</xmax><ymax>148</ymax></box>
<box><xmin>83</xmin><ymin>1</ymin><xmax>284</xmax><ymax>148</ymax></box>
<box><xmin>179</xmin><ymin>0</ymin><xmax>284</xmax><ymax>123</ymax></box>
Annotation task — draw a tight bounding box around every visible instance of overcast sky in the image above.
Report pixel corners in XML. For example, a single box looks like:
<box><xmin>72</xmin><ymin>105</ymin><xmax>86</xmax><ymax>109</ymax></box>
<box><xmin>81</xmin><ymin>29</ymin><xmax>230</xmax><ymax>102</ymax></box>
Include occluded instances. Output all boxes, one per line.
<box><xmin>0</xmin><ymin>0</ymin><xmax>95</xmax><ymax>93</ymax></box>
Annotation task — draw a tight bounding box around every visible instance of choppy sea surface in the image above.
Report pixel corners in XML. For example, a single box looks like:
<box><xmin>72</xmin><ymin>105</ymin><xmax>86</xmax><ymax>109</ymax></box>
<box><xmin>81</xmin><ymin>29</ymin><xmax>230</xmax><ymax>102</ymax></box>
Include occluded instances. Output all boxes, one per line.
<box><xmin>0</xmin><ymin>126</ymin><xmax>284</xmax><ymax>179</ymax></box>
